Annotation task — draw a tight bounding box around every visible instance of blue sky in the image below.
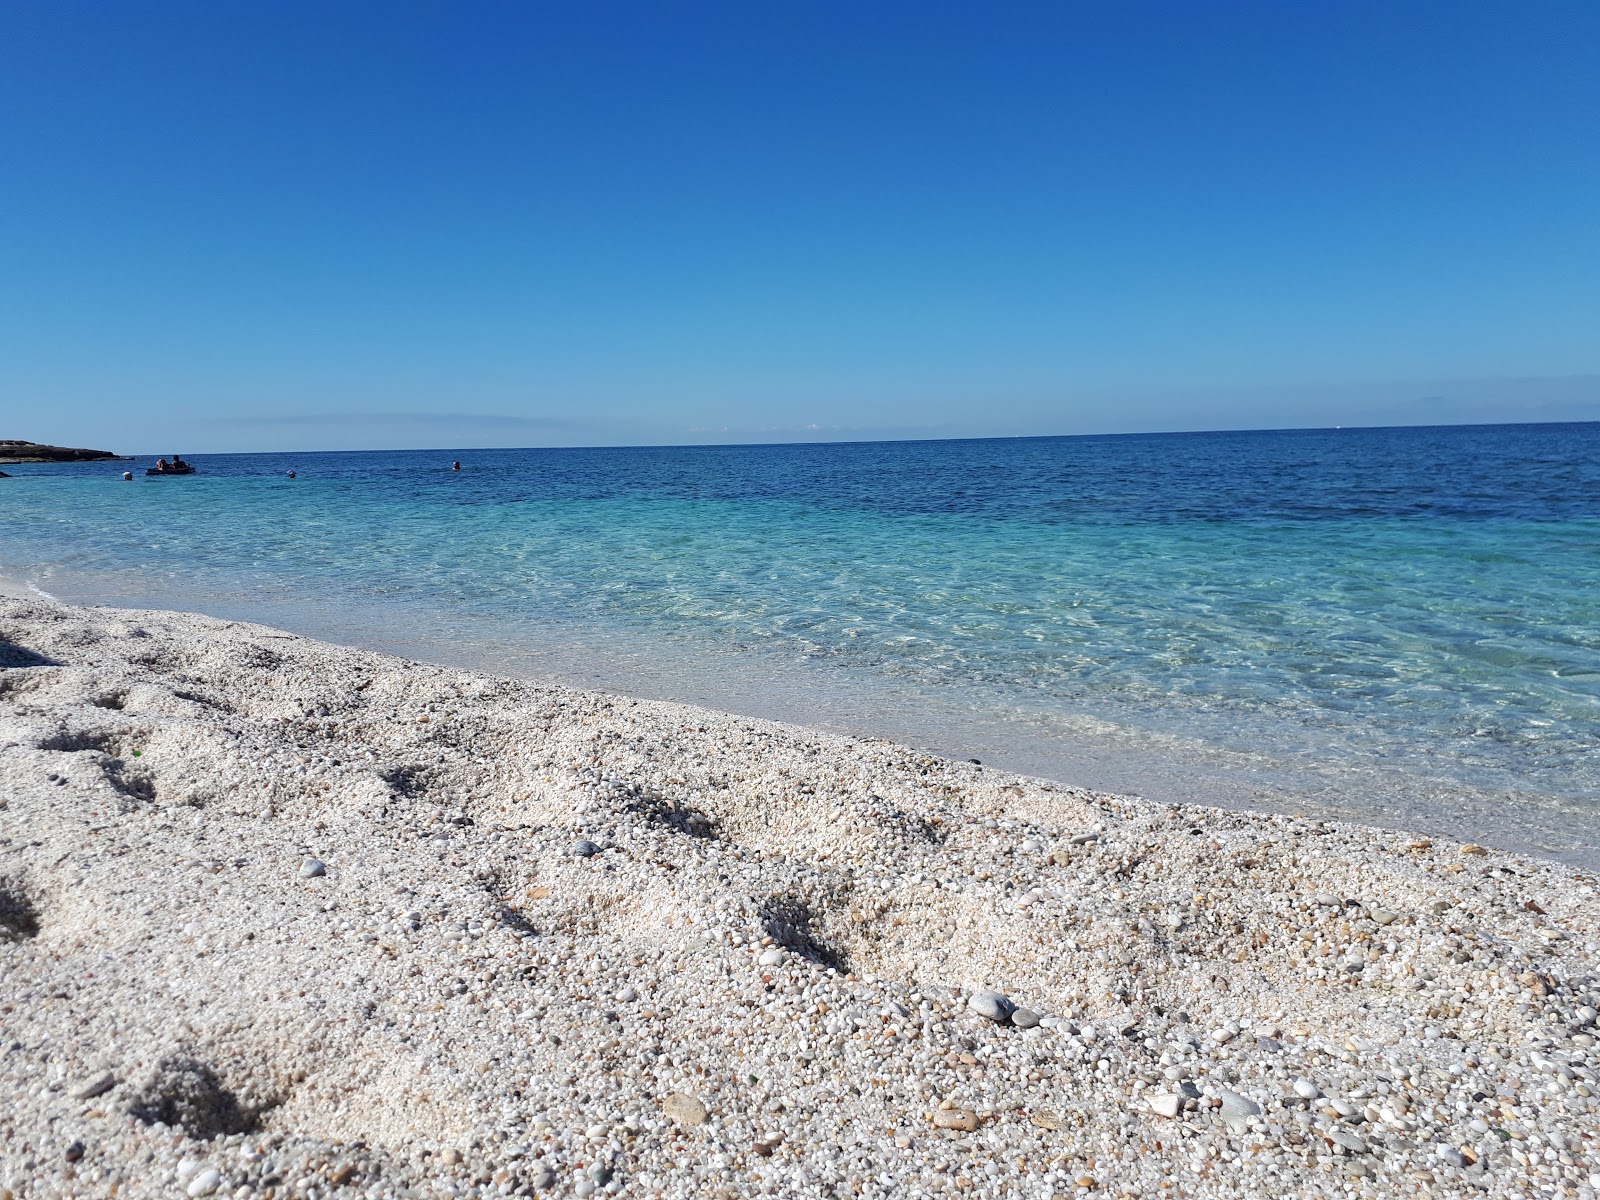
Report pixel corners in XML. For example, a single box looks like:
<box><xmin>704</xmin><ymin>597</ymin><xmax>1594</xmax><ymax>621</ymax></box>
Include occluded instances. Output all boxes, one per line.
<box><xmin>2</xmin><ymin>1</ymin><xmax>1597</xmax><ymax>452</ymax></box>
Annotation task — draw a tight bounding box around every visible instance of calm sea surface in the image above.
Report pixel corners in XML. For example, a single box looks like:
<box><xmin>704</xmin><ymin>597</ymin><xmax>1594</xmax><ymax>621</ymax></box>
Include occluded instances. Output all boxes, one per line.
<box><xmin>4</xmin><ymin>424</ymin><xmax>1598</xmax><ymax>864</ymax></box>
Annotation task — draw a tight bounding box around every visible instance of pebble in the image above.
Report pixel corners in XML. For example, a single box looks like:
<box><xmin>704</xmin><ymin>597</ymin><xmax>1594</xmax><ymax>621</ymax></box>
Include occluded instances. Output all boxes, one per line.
<box><xmin>1011</xmin><ymin>1007</ymin><xmax>1041</xmax><ymax>1029</ymax></box>
<box><xmin>967</xmin><ymin>991</ymin><xmax>1015</xmax><ymax>1023</ymax></box>
<box><xmin>1328</xmin><ymin>1128</ymin><xmax>1368</xmax><ymax>1155</ymax></box>
<box><xmin>1370</xmin><ymin>907</ymin><xmax>1399</xmax><ymax>925</ymax></box>
<box><xmin>298</xmin><ymin>857</ymin><xmax>325</xmax><ymax>878</ymax></box>
<box><xmin>758</xmin><ymin>947</ymin><xmax>786</xmax><ymax>967</ymax></box>
<box><xmin>932</xmin><ymin>1108</ymin><xmax>979</xmax><ymax>1131</ymax></box>
<box><xmin>661</xmin><ymin>1092</ymin><xmax>708</xmax><ymax>1127</ymax></box>
<box><xmin>528</xmin><ymin>1167</ymin><xmax>557</xmax><ymax>1189</ymax></box>
<box><xmin>1292</xmin><ymin>1078</ymin><xmax>1320</xmax><ymax>1100</ymax></box>
<box><xmin>186</xmin><ymin>1169</ymin><xmax>222</xmax><ymax>1197</ymax></box>
<box><xmin>71</xmin><ymin>1070</ymin><xmax>116</xmax><ymax>1100</ymax></box>
<box><xmin>1217</xmin><ymin>1088</ymin><xmax>1261</xmax><ymax>1129</ymax></box>
<box><xmin>615</xmin><ymin>986</ymin><xmax>638</xmax><ymax>1003</ymax></box>
<box><xmin>1147</xmin><ymin>1093</ymin><xmax>1183</xmax><ymax>1118</ymax></box>
<box><xmin>571</xmin><ymin>839</ymin><xmax>600</xmax><ymax>857</ymax></box>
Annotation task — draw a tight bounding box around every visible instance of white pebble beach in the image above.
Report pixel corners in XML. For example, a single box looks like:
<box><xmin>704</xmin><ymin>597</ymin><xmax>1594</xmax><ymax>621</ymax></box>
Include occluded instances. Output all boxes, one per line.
<box><xmin>3</xmin><ymin>594</ymin><xmax>1598</xmax><ymax>1200</ymax></box>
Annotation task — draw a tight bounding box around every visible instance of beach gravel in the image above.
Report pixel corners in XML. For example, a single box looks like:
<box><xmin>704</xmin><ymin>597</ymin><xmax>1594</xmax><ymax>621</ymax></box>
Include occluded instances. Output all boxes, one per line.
<box><xmin>2</xmin><ymin>595</ymin><xmax>1599</xmax><ymax>1199</ymax></box>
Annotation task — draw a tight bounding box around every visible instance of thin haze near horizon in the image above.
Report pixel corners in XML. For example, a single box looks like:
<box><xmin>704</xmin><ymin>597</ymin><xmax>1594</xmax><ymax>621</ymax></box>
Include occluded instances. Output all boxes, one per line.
<box><xmin>2</xmin><ymin>2</ymin><xmax>1598</xmax><ymax>454</ymax></box>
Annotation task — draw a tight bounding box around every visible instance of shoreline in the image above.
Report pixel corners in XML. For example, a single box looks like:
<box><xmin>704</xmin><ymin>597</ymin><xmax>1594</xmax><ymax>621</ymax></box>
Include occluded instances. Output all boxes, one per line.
<box><xmin>6</xmin><ymin>570</ymin><xmax>1595</xmax><ymax>874</ymax></box>
<box><xmin>3</xmin><ymin>594</ymin><xmax>1599</xmax><ymax>1198</ymax></box>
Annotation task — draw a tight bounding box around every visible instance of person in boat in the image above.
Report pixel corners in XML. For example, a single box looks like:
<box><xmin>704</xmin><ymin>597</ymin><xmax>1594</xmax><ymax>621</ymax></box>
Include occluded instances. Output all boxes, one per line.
<box><xmin>171</xmin><ymin>455</ymin><xmax>187</xmax><ymax>469</ymax></box>
<box><xmin>155</xmin><ymin>457</ymin><xmax>168</xmax><ymax>471</ymax></box>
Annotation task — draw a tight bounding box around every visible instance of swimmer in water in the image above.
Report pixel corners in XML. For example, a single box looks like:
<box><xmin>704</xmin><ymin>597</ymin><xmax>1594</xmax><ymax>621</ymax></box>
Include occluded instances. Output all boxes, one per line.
<box><xmin>287</xmin><ymin>470</ymin><xmax>297</xmax><ymax>479</ymax></box>
<box><xmin>452</xmin><ymin>460</ymin><xmax>462</xmax><ymax>471</ymax></box>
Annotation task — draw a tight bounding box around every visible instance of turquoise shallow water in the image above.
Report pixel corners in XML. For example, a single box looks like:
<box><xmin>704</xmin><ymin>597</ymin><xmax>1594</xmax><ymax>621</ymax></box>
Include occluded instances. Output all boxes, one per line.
<box><xmin>3</xmin><ymin>424</ymin><xmax>1598</xmax><ymax>863</ymax></box>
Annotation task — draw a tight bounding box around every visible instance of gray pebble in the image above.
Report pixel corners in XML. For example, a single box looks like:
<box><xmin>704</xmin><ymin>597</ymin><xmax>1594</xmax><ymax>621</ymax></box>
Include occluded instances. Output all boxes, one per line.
<box><xmin>571</xmin><ymin>839</ymin><xmax>600</xmax><ymax>857</ymax></box>
<box><xmin>1011</xmin><ymin>1007</ymin><xmax>1041</xmax><ymax>1029</ymax></box>
<box><xmin>967</xmin><ymin>991</ymin><xmax>1015</xmax><ymax>1023</ymax></box>
<box><xmin>1328</xmin><ymin>1128</ymin><xmax>1368</xmax><ymax>1154</ymax></box>
<box><xmin>299</xmin><ymin>857</ymin><xmax>325</xmax><ymax>878</ymax></box>
<box><xmin>72</xmin><ymin>1070</ymin><xmax>116</xmax><ymax>1100</ymax></box>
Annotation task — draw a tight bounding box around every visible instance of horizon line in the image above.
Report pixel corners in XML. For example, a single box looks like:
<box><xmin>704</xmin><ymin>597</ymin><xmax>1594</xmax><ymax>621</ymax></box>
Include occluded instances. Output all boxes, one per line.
<box><xmin>103</xmin><ymin>414</ymin><xmax>1600</xmax><ymax>459</ymax></box>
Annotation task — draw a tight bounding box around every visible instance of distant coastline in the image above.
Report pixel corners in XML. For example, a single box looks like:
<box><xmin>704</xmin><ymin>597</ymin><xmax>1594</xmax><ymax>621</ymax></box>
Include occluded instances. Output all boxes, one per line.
<box><xmin>0</xmin><ymin>438</ymin><xmax>131</xmax><ymax>464</ymax></box>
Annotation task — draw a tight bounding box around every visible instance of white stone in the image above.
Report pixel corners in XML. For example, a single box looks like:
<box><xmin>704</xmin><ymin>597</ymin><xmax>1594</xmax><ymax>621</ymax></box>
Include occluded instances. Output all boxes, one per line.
<box><xmin>298</xmin><ymin>857</ymin><xmax>325</xmax><ymax>878</ymax></box>
<box><xmin>1293</xmin><ymin>1078</ymin><xmax>1320</xmax><ymax>1099</ymax></box>
<box><xmin>758</xmin><ymin>948</ymin><xmax>786</xmax><ymax>967</ymax></box>
<box><xmin>1217</xmin><ymin>1089</ymin><xmax>1261</xmax><ymax>1129</ymax></box>
<box><xmin>187</xmin><ymin>1168</ymin><xmax>222</xmax><ymax>1197</ymax></box>
<box><xmin>1147</xmin><ymin>1093</ymin><xmax>1182</xmax><ymax>1118</ymax></box>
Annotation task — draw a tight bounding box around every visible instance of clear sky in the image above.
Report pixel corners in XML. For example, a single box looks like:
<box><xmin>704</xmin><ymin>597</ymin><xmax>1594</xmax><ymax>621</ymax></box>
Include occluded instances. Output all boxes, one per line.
<box><xmin>3</xmin><ymin>1</ymin><xmax>1598</xmax><ymax>452</ymax></box>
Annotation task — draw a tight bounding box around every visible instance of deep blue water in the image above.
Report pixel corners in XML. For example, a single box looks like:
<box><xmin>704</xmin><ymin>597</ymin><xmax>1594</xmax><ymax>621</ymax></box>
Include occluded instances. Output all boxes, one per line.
<box><xmin>4</xmin><ymin>423</ymin><xmax>1598</xmax><ymax>863</ymax></box>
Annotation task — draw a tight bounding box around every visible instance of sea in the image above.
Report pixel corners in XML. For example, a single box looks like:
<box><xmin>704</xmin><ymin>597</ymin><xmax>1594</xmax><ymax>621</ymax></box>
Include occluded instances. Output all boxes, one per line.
<box><xmin>3</xmin><ymin>423</ymin><xmax>1598</xmax><ymax>866</ymax></box>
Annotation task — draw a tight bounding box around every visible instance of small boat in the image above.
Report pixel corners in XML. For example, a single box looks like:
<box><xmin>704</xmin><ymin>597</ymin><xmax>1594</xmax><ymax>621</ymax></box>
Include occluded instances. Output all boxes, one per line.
<box><xmin>145</xmin><ymin>464</ymin><xmax>196</xmax><ymax>476</ymax></box>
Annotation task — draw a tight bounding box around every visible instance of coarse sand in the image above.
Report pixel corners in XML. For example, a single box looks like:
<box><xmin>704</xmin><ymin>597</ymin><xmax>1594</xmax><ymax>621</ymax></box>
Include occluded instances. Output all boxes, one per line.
<box><xmin>2</xmin><ymin>596</ymin><xmax>1597</xmax><ymax>1199</ymax></box>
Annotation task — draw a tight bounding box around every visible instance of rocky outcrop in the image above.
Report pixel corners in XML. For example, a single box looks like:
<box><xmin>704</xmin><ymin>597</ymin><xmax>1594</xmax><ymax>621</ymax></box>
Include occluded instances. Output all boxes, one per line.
<box><xmin>0</xmin><ymin>439</ymin><xmax>125</xmax><ymax>463</ymax></box>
